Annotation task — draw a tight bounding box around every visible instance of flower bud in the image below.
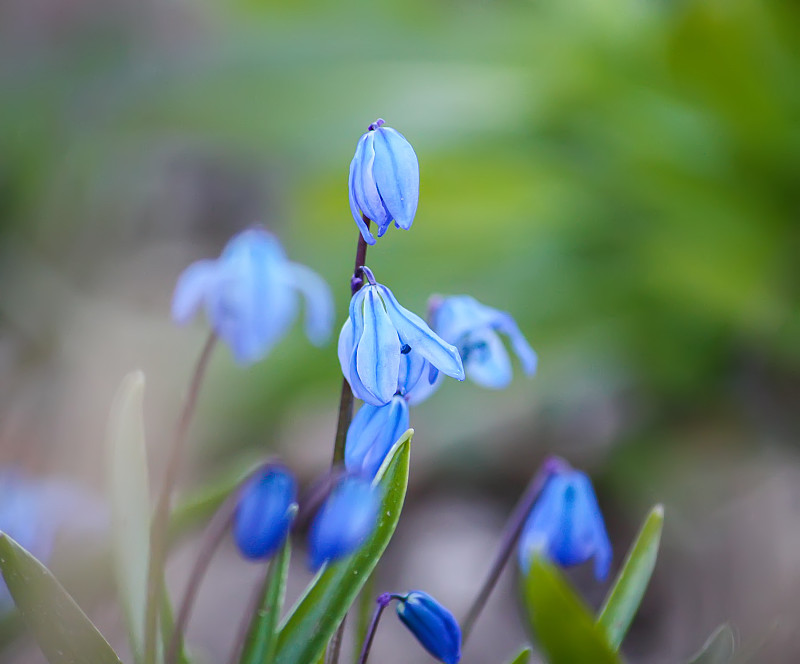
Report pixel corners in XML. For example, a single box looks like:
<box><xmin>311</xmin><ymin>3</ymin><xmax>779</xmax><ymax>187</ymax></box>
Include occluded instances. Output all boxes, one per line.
<box><xmin>395</xmin><ymin>591</ymin><xmax>462</xmax><ymax>664</ymax></box>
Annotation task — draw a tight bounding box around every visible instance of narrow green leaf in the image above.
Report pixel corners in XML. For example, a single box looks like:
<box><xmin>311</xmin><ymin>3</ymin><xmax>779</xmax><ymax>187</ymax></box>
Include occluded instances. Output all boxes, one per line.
<box><xmin>523</xmin><ymin>557</ymin><xmax>620</xmax><ymax>664</ymax></box>
<box><xmin>239</xmin><ymin>539</ymin><xmax>291</xmax><ymax>664</ymax></box>
<box><xmin>597</xmin><ymin>504</ymin><xmax>664</xmax><ymax>650</ymax></box>
<box><xmin>106</xmin><ymin>371</ymin><xmax>151</xmax><ymax>663</ymax></box>
<box><xmin>0</xmin><ymin>533</ymin><xmax>123</xmax><ymax>664</ymax></box>
<box><xmin>688</xmin><ymin>624</ymin><xmax>735</xmax><ymax>664</ymax></box>
<box><xmin>505</xmin><ymin>646</ymin><xmax>532</xmax><ymax>664</ymax></box>
<box><xmin>273</xmin><ymin>430</ymin><xmax>413</xmax><ymax>664</ymax></box>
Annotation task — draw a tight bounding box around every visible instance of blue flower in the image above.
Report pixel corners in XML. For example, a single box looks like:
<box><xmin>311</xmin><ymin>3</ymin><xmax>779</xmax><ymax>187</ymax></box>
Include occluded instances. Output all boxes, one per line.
<box><xmin>233</xmin><ymin>465</ymin><xmax>297</xmax><ymax>561</ymax></box>
<box><xmin>172</xmin><ymin>228</ymin><xmax>333</xmax><ymax>365</ymax></box>
<box><xmin>395</xmin><ymin>591</ymin><xmax>462</xmax><ymax>664</ymax></box>
<box><xmin>338</xmin><ymin>269</ymin><xmax>464</xmax><ymax>406</ymax></box>
<box><xmin>345</xmin><ymin>396</ymin><xmax>409</xmax><ymax>480</ymax></box>
<box><xmin>429</xmin><ymin>295</ymin><xmax>537</xmax><ymax>390</ymax></box>
<box><xmin>308</xmin><ymin>476</ymin><xmax>379</xmax><ymax>571</ymax></box>
<box><xmin>348</xmin><ymin>119</ymin><xmax>419</xmax><ymax>245</ymax></box>
<box><xmin>518</xmin><ymin>468</ymin><xmax>612</xmax><ymax>580</ymax></box>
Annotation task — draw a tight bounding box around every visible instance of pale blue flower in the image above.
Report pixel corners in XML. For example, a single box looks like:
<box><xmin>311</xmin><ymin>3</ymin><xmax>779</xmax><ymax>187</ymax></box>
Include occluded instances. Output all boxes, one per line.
<box><xmin>338</xmin><ymin>268</ymin><xmax>464</xmax><ymax>406</ymax></box>
<box><xmin>348</xmin><ymin>119</ymin><xmax>420</xmax><ymax>245</ymax></box>
<box><xmin>172</xmin><ymin>228</ymin><xmax>333</xmax><ymax>365</ymax></box>
<box><xmin>233</xmin><ymin>465</ymin><xmax>297</xmax><ymax>561</ymax></box>
<box><xmin>429</xmin><ymin>295</ymin><xmax>537</xmax><ymax>390</ymax></box>
<box><xmin>345</xmin><ymin>396</ymin><xmax>409</xmax><ymax>480</ymax></box>
<box><xmin>518</xmin><ymin>468</ymin><xmax>612</xmax><ymax>580</ymax></box>
<box><xmin>395</xmin><ymin>591</ymin><xmax>462</xmax><ymax>664</ymax></box>
<box><xmin>307</xmin><ymin>476</ymin><xmax>379</xmax><ymax>571</ymax></box>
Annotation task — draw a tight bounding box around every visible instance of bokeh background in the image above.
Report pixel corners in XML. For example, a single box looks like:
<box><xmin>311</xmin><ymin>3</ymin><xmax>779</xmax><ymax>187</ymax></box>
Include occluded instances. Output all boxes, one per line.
<box><xmin>1</xmin><ymin>0</ymin><xmax>799</xmax><ymax>661</ymax></box>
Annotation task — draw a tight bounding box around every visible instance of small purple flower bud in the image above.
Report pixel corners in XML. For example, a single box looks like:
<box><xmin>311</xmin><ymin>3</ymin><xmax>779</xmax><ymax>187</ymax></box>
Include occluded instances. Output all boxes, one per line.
<box><xmin>395</xmin><ymin>591</ymin><xmax>462</xmax><ymax>664</ymax></box>
<box><xmin>307</xmin><ymin>476</ymin><xmax>379</xmax><ymax>571</ymax></box>
<box><xmin>233</xmin><ymin>465</ymin><xmax>297</xmax><ymax>561</ymax></box>
<box><xmin>348</xmin><ymin>119</ymin><xmax>420</xmax><ymax>244</ymax></box>
<box><xmin>338</xmin><ymin>271</ymin><xmax>464</xmax><ymax>406</ymax></box>
<box><xmin>172</xmin><ymin>228</ymin><xmax>333</xmax><ymax>365</ymax></box>
<box><xmin>429</xmin><ymin>295</ymin><xmax>537</xmax><ymax>391</ymax></box>
<box><xmin>518</xmin><ymin>467</ymin><xmax>612</xmax><ymax>581</ymax></box>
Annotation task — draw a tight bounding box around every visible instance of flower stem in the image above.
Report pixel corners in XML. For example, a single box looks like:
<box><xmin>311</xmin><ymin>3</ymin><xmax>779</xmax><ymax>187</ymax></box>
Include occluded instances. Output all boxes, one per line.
<box><xmin>144</xmin><ymin>332</ymin><xmax>217</xmax><ymax>664</ymax></box>
<box><xmin>461</xmin><ymin>456</ymin><xmax>564</xmax><ymax>642</ymax></box>
<box><xmin>357</xmin><ymin>594</ymin><xmax>397</xmax><ymax>664</ymax></box>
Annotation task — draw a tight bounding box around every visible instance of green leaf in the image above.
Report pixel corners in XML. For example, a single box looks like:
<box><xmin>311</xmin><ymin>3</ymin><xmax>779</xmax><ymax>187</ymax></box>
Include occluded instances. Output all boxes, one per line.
<box><xmin>239</xmin><ymin>539</ymin><xmax>291</xmax><ymax>664</ymax></box>
<box><xmin>505</xmin><ymin>647</ymin><xmax>532</xmax><ymax>664</ymax></box>
<box><xmin>688</xmin><ymin>624</ymin><xmax>735</xmax><ymax>664</ymax></box>
<box><xmin>272</xmin><ymin>429</ymin><xmax>413</xmax><ymax>664</ymax></box>
<box><xmin>0</xmin><ymin>533</ymin><xmax>123</xmax><ymax>664</ymax></box>
<box><xmin>597</xmin><ymin>504</ymin><xmax>664</xmax><ymax>650</ymax></box>
<box><xmin>106</xmin><ymin>371</ymin><xmax>151</xmax><ymax>663</ymax></box>
<box><xmin>523</xmin><ymin>557</ymin><xmax>621</xmax><ymax>664</ymax></box>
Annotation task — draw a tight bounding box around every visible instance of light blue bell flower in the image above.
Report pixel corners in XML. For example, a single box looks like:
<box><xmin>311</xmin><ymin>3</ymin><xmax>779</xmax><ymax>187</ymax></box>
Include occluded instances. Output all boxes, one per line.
<box><xmin>338</xmin><ymin>268</ymin><xmax>464</xmax><ymax>406</ymax></box>
<box><xmin>395</xmin><ymin>590</ymin><xmax>462</xmax><ymax>664</ymax></box>
<box><xmin>172</xmin><ymin>228</ymin><xmax>333</xmax><ymax>365</ymax></box>
<box><xmin>518</xmin><ymin>468</ymin><xmax>612</xmax><ymax>580</ymax></box>
<box><xmin>345</xmin><ymin>396</ymin><xmax>409</xmax><ymax>480</ymax></box>
<box><xmin>307</xmin><ymin>476</ymin><xmax>379</xmax><ymax>571</ymax></box>
<box><xmin>348</xmin><ymin>119</ymin><xmax>420</xmax><ymax>245</ymax></box>
<box><xmin>233</xmin><ymin>465</ymin><xmax>297</xmax><ymax>561</ymax></box>
<box><xmin>429</xmin><ymin>295</ymin><xmax>537</xmax><ymax>390</ymax></box>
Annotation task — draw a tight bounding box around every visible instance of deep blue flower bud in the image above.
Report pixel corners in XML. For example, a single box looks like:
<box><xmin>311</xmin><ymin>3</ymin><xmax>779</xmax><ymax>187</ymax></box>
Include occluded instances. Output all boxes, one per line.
<box><xmin>308</xmin><ymin>476</ymin><xmax>379</xmax><ymax>570</ymax></box>
<box><xmin>348</xmin><ymin>119</ymin><xmax>420</xmax><ymax>245</ymax></box>
<box><xmin>395</xmin><ymin>591</ymin><xmax>462</xmax><ymax>664</ymax></box>
<box><xmin>172</xmin><ymin>228</ymin><xmax>333</xmax><ymax>365</ymax></box>
<box><xmin>345</xmin><ymin>396</ymin><xmax>409</xmax><ymax>480</ymax></box>
<box><xmin>518</xmin><ymin>468</ymin><xmax>612</xmax><ymax>580</ymax></box>
<box><xmin>233</xmin><ymin>465</ymin><xmax>297</xmax><ymax>561</ymax></box>
<box><xmin>338</xmin><ymin>269</ymin><xmax>464</xmax><ymax>406</ymax></box>
<box><xmin>429</xmin><ymin>295</ymin><xmax>537</xmax><ymax>390</ymax></box>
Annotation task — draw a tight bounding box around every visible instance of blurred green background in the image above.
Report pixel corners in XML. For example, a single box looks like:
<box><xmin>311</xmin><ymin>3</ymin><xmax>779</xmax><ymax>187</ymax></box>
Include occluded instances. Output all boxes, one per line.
<box><xmin>1</xmin><ymin>0</ymin><xmax>799</xmax><ymax>661</ymax></box>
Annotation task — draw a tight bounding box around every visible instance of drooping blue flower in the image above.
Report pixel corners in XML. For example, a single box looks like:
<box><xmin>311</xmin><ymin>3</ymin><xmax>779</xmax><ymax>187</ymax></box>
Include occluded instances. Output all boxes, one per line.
<box><xmin>233</xmin><ymin>465</ymin><xmax>297</xmax><ymax>561</ymax></box>
<box><xmin>338</xmin><ymin>268</ymin><xmax>464</xmax><ymax>406</ymax></box>
<box><xmin>429</xmin><ymin>295</ymin><xmax>537</xmax><ymax>390</ymax></box>
<box><xmin>518</xmin><ymin>468</ymin><xmax>612</xmax><ymax>580</ymax></box>
<box><xmin>172</xmin><ymin>228</ymin><xmax>333</xmax><ymax>365</ymax></box>
<box><xmin>345</xmin><ymin>396</ymin><xmax>409</xmax><ymax>480</ymax></box>
<box><xmin>348</xmin><ymin>119</ymin><xmax>420</xmax><ymax>245</ymax></box>
<box><xmin>308</xmin><ymin>476</ymin><xmax>379</xmax><ymax>571</ymax></box>
<box><xmin>395</xmin><ymin>591</ymin><xmax>462</xmax><ymax>664</ymax></box>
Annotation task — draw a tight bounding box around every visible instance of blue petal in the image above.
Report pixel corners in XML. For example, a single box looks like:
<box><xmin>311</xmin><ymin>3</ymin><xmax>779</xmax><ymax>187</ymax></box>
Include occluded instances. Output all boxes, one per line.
<box><xmin>353</xmin><ymin>132</ymin><xmax>391</xmax><ymax>229</ymax></box>
<box><xmin>355</xmin><ymin>286</ymin><xmax>401</xmax><ymax>405</ymax></box>
<box><xmin>377</xmin><ymin>286</ymin><xmax>464</xmax><ymax>380</ymax></box>
<box><xmin>346</xmin><ymin>289</ymin><xmax>381</xmax><ymax>405</ymax></box>
<box><xmin>171</xmin><ymin>259</ymin><xmax>219</xmax><ymax>324</ymax></box>
<box><xmin>348</xmin><ymin>135</ymin><xmax>377</xmax><ymax>245</ymax></box>
<box><xmin>396</xmin><ymin>591</ymin><xmax>462</xmax><ymax>664</ymax></box>
<box><xmin>338</xmin><ymin>317</ymin><xmax>355</xmax><ymax>386</ymax></box>
<box><xmin>463</xmin><ymin>329</ymin><xmax>513</xmax><ymax>389</ymax></box>
<box><xmin>493</xmin><ymin>312</ymin><xmax>538</xmax><ymax>376</ymax></box>
<box><xmin>284</xmin><ymin>262</ymin><xmax>333</xmax><ymax>346</ymax></box>
<box><xmin>397</xmin><ymin>350</ymin><xmax>426</xmax><ymax>396</ymax></box>
<box><xmin>345</xmin><ymin>397</ymin><xmax>409</xmax><ymax>479</ymax></box>
<box><xmin>308</xmin><ymin>477</ymin><xmax>379</xmax><ymax>570</ymax></box>
<box><xmin>372</xmin><ymin>127</ymin><xmax>420</xmax><ymax>230</ymax></box>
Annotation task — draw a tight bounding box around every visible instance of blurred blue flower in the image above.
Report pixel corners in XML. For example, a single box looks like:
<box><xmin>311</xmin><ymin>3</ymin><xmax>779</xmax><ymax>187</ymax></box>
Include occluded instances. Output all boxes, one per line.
<box><xmin>338</xmin><ymin>269</ymin><xmax>464</xmax><ymax>406</ymax></box>
<box><xmin>348</xmin><ymin>119</ymin><xmax>419</xmax><ymax>245</ymax></box>
<box><xmin>0</xmin><ymin>469</ymin><xmax>108</xmax><ymax>611</ymax></box>
<box><xmin>518</xmin><ymin>468</ymin><xmax>612</xmax><ymax>580</ymax></box>
<box><xmin>233</xmin><ymin>465</ymin><xmax>297</xmax><ymax>561</ymax></box>
<box><xmin>308</xmin><ymin>476</ymin><xmax>379</xmax><ymax>571</ymax></box>
<box><xmin>345</xmin><ymin>396</ymin><xmax>409</xmax><ymax>480</ymax></box>
<box><xmin>172</xmin><ymin>228</ymin><xmax>333</xmax><ymax>365</ymax></box>
<box><xmin>395</xmin><ymin>590</ymin><xmax>462</xmax><ymax>664</ymax></box>
<box><xmin>430</xmin><ymin>295</ymin><xmax>537</xmax><ymax>390</ymax></box>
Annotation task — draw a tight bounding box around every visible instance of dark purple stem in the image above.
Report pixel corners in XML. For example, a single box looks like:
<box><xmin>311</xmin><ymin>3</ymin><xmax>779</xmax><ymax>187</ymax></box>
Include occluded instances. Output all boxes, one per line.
<box><xmin>461</xmin><ymin>456</ymin><xmax>567</xmax><ymax>641</ymax></box>
<box><xmin>358</xmin><ymin>594</ymin><xmax>399</xmax><ymax>664</ymax></box>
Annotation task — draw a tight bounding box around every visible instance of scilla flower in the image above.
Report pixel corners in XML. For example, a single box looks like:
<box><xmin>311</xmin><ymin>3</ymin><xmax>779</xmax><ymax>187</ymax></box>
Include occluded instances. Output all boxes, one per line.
<box><xmin>348</xmin><ymin>119</ymin><xmax>419</xmax><ymax>245</ymax></box>
<box><xmin>345</xmin><ymin>397</ymin><xmax>408</xmax><ymax>480</ymax></box>
<box><xmin>429</xmin><ymin>295</ymin><xmax>537</xmax><ymax>390</ymax></box>
<box><xmin>233</xmin><ymin>465</ymin><xmax>297</xmax><ymax>561</ymax></box>
<box><xmin>308</xmin><ymin>476</ymin><xmax>379</xmax><ymax>571</ymax></box>
<box><xmin>518</xmin><ymin>466</ymin><xmax>612</xmax><ymax>580</ymax></box>
<box><xmin>395</xmin><ymin>591</ymin><xmax>462</xmax><ymax>664</ymax></box>
<box><xmin>172</xmin><ymin>228</ymin><xmax>333</xmax><ymax>365</ymax></box>
<box><xmin>338</xmin><ymin>267</ymin><xmax>464</xmax><ymax>406</ymax></box>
